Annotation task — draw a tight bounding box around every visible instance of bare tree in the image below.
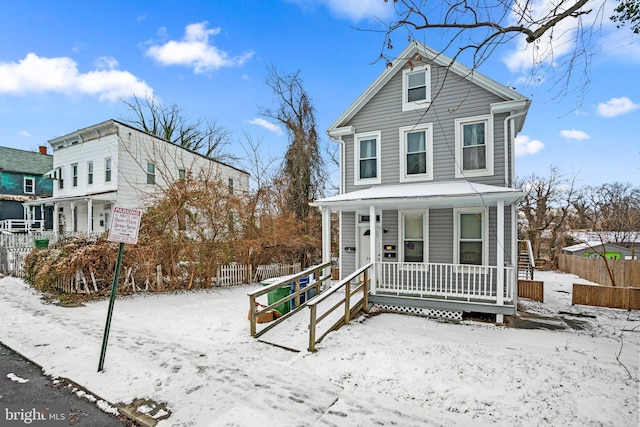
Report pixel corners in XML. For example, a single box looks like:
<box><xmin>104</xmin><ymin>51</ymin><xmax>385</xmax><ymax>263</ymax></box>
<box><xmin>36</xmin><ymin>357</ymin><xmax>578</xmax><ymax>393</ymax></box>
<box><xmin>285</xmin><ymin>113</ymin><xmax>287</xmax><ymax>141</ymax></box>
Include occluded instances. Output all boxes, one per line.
<box><xmin>258</xmin><ymin>66</ymin><xmax>325</xmax><ymax>222</ymax></box>
<box><xmin>375</xmin><ymin>0</ymin><xmax>613</xmax><ymax>96</ymax></box>
<box><xmin>122</xmin><ymin>95</ymin><xmax>237</xmax><ymax>163</ymax></box>
<box><xmin>517</xmin><ymin>166</ymin><xmax>578</xmax><ymax>267</ymax></box>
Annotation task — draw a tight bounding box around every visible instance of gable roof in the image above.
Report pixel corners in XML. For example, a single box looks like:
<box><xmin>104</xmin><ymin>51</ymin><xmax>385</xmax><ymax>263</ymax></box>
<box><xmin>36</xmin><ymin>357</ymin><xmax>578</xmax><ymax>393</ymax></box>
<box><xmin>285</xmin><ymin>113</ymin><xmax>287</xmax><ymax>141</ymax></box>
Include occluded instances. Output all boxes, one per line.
<box><xmin>329</xmin><ymin>41</ymin><xmax>530</xmax><ymax>134</ymax></box>
<box><xmin>0</xmin><ymin>146</ymin><xmax>53</xmax><ymax>175</ymax></box>
<box><xmin>563</xmin><ymin>241</ymin><xmax>631</xmax><ymax>253</ymax></box>
<box><xmin>49</xmin><ymin>119</ymin><xmax>249</xmax><ymax>176</ymax></box>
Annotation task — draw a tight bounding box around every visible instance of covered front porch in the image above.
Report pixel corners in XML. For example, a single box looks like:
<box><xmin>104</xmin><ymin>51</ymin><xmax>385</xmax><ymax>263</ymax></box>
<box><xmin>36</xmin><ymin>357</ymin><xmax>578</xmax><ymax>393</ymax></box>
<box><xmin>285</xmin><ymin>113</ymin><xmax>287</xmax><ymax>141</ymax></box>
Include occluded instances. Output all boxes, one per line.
<box><xmin>311</xmin><ymin>181</ymin><xmax>524</xmax><ymax>321</ymax></box>
<box><xmin>23</xmin><ymin>191</ymin><xmax>117</xmax><ymax>235</ymax></box>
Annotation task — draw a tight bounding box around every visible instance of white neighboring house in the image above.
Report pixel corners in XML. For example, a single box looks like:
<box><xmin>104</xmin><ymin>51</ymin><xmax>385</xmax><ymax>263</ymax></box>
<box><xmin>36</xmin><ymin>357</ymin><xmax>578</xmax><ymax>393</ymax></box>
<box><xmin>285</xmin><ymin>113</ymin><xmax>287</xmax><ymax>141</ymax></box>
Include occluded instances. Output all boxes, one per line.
<box><xmin>24</xmin><ymin>119</ymin><xmax>249</xmax><ymax>235</ymax></box>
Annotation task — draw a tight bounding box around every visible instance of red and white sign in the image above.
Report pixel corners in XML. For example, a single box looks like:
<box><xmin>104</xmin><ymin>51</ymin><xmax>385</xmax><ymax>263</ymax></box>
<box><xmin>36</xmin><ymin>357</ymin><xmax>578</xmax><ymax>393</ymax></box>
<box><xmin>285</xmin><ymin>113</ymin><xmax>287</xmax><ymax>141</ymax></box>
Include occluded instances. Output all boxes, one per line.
<box><xmin>107</xmin><ymin>207</ymin><xmax>142</xmax><ymax>245</ymax></box>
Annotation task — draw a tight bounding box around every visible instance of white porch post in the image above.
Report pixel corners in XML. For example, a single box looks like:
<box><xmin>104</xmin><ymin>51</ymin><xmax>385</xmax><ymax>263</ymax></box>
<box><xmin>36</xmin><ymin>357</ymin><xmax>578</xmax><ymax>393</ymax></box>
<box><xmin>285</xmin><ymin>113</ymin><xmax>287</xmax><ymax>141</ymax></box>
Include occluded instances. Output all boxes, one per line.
<box><xmin>70</xmin><ymin>201</ymin><xmax>76</xmax><ymax>233</ymax></box>
<box><xmin>511</xmin><ymin>203</ymin><xmax>518</xmax><ymax>305</ymax></box>
<box><xmin>496</xmin><ymin>200</ymin><xmax>505</xmax><ymax>323</ymax></box>
<box><xmin>321</xmin><ymin>207</ymin><xmax>331</xmax><ymax>279</ymax></box>
<box><xmin>39</xmin><ymin>204</ymin><xmax>45</xmax><ymax>231</ymax></box>
<box><xmin>53</xmin><ymin>203</ymin><xmax>59</xmax><ymax>237</ymax></box>
<box><xmin>369</xmin><ymin>205</ymin><xmax>377</xmax><ymax>295</ymax></box>
<box><xmin>87</xmin><ymin>198</ymin><xmax>93</xmax><ymax>234</ymax></box>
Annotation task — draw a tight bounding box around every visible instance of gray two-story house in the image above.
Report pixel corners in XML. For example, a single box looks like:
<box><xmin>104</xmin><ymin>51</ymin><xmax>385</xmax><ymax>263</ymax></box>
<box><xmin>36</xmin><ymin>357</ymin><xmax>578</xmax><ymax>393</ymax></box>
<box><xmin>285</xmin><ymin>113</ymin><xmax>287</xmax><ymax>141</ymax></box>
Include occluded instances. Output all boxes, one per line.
<box><xmin>311</xmin><ymin>41</ymin><xmax>530</xmax><ymax>322</ymax></box>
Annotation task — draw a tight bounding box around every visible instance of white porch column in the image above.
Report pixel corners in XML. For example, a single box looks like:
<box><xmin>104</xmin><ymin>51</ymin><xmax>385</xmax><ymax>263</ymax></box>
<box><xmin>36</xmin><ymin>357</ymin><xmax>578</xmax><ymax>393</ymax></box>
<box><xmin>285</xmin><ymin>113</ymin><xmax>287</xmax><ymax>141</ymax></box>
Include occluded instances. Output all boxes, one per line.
<box><xmin>496</xmin><ymin>200</ymin><xmax>505</xmax><ymax>323</ymax></box>
<box><xmin>70</xmin><ymin>201</ymin><xmax>76</xmax><ymax>233</ymax></box>
<box><xmin>511</xmin><ymin>203</ymin><xmax>518</xmax><ymax>305</ymax></box>
<box><xmin>87</xmin><ymin>198</ymin><xmax>93</xmax><ymax>234</ymax></box>
<box><xmin>369</xmin><ymin>205</ymin><xmax>377</xmax><ymax>295</ymax></box>
<box><xmin>321</xmin><ymin>207</ymin><xmax>331</xmax><ymax>279</ymax></box>
<box><xmin>53</xmin><ymin>203</ymin><xmax>59</xmax><ymax>237</ymax></box>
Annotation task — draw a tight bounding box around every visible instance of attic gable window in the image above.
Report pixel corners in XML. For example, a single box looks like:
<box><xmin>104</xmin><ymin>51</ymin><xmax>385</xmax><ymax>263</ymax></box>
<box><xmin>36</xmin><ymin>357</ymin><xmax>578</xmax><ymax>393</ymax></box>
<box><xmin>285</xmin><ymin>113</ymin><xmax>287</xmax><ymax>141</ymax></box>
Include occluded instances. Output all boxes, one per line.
<box><xmin>402</xmin><ymin>65</ymin><xmax>431</xmax><ymax>112</ymax></box>
<box><xmin>354</xmin><ymin>131</ymin><xmax>381</xmax><ymax>186</ymax></box>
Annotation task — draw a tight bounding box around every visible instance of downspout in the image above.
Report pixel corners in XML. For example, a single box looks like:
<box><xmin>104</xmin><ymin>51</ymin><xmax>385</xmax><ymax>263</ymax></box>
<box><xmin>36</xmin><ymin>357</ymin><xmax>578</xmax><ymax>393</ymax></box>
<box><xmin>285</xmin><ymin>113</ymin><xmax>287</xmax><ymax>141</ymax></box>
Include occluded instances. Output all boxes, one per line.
<box><xmin>503</xmin><ymin>111</ymin><xmax>527</xmax><ymax>188</ymax></box>
<box><xmin>328</xmin><ymin>133</ymin><xmax>345</xmax><ymax>281</ymax></box>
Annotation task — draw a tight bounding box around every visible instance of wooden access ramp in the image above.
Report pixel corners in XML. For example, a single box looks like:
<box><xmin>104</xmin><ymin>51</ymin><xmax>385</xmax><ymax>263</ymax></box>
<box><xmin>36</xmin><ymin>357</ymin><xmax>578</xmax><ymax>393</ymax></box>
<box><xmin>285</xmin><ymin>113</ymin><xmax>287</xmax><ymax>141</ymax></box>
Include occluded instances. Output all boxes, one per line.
<box><xmin>248</xmin><ymin>263</ymin><xmax>372</xmax><ymax>352</ymax></box>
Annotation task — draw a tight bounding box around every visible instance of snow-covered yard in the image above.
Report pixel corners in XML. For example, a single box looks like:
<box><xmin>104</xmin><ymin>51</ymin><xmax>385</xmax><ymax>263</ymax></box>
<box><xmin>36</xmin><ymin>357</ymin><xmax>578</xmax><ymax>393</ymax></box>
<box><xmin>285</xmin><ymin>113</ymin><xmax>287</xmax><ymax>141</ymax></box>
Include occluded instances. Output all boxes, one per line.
<box><xmin>0</xmin><ymin>270</ymin><xmax>638</xmax><ymax>426</ymax></box>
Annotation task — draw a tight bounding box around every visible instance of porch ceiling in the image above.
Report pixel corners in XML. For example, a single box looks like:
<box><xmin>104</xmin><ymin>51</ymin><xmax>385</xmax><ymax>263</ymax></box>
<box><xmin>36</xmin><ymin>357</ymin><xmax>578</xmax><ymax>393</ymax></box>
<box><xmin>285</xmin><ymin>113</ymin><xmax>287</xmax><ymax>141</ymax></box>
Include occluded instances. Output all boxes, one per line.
<box><xmin>311</xmin><ymin>181</ymin><xmax>524</xmax><ymax>211</ymax></box>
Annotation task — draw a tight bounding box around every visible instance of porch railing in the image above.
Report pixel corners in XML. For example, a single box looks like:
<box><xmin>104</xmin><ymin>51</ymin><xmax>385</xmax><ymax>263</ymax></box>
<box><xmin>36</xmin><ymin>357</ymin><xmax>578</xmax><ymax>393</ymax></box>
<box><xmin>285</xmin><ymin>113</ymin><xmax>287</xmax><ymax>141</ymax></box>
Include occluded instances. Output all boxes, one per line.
<box><xmin>377</xmin><ymin>262</ymin><xmax>514</xmax><ymax>302</ymax></box>
<box><xmin>0</xmin><ymin>219</ymin><xmax>45</xmax><ymax>233</ymax></box>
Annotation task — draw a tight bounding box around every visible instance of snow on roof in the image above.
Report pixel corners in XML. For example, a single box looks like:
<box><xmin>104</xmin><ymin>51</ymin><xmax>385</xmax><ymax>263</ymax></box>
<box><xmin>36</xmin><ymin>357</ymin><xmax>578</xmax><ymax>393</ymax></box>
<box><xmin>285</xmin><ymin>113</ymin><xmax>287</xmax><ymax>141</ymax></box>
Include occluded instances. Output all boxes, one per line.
<box><xmin>563</xmin><ymin>241</ymin><xmax>630</xmax><ymax>252</ymax></box>
<box><xmin>312</xmin><ymin>181</ymin><xmax>524</xmax><ymax>210</ymax></box>
<box><xmin>567</xmin><ymin>231</ymin><xmax>640</xmax><ymax>244</ymax></box>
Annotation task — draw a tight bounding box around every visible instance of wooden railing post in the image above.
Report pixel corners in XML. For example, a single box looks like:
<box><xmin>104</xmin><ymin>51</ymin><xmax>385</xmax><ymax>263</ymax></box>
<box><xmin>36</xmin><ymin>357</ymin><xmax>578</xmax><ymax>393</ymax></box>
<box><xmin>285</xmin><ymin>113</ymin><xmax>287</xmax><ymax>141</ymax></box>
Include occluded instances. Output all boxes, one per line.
<box><xmin>249</xmin><ymin>294</ymin><xmax>257</xmax><ymax>337</ymax></box>
<box><xmin>309</xmin><ymin>304</ymin><xmax>317</xmax><ymax>352</ymax></box>
<box><xmin>344</xmin><ymin>281</ymin><xmax>351</xmax><ymax>324</ymax></box>
<box><xmin>363</xmin><ymin>268</ymin><xmax>369</xmax><ymax>313</ymax></box>
<box><xmin>294</xmin><ymin>279</ymin><xmax>300</xmax><ymax>308</ymax></box>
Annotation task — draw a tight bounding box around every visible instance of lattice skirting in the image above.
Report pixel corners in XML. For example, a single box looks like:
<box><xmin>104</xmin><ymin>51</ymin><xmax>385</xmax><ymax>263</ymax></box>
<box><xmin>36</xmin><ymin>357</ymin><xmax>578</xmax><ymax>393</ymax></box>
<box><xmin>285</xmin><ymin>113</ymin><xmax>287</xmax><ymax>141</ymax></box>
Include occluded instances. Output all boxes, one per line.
<box><xmin>375</xmin><ymin>304</ymin><xmax>463</xmax><ymax>320</ymax></box>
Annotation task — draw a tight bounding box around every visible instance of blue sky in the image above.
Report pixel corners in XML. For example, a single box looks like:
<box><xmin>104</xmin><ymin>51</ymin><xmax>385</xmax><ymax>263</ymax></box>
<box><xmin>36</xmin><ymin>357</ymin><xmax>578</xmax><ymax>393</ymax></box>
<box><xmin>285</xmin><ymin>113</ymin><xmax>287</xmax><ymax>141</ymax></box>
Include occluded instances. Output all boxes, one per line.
<box><xmin>0</xmin><ymin>0</ymin><xmax>638</xmax><ymax>189</ymax></box>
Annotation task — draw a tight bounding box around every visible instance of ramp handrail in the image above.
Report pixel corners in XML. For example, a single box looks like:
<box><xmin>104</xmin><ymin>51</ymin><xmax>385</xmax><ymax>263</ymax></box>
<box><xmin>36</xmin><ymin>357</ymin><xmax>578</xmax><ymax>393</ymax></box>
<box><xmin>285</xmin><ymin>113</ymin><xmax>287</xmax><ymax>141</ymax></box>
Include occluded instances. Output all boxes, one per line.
<box><xmin>248</xmin><ymin>261</ymin><xmax>331</xmax><ymax>338</ymax></box>
<box><xmin>307</xmin><ymin>263</ymin><xmax>372</xmax><ymax>352</ymax></box>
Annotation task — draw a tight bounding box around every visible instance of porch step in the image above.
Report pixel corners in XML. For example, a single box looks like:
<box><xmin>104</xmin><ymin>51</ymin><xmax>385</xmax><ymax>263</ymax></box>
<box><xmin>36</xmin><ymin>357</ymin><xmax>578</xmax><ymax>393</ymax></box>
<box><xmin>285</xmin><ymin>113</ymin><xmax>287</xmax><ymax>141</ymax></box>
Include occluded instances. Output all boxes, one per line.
<box><xmin>375</xmin><ymin>304</ymin><xmax>463</xmax><ymax>321</ymax></box>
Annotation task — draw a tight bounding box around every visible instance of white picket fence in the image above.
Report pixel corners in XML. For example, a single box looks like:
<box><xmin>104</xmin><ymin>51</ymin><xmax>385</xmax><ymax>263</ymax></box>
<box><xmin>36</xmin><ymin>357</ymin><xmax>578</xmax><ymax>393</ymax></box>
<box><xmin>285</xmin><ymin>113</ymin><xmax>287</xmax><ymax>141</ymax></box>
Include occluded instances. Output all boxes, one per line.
<box><xmin>214</xmin><ymin>263</ymin><xmax>301</xmax><ymax>287</ymax></box>
<box><xmin>0</xmin><ymin>232</ymin><xmax>58</xmax><ymax>278</ymax></box>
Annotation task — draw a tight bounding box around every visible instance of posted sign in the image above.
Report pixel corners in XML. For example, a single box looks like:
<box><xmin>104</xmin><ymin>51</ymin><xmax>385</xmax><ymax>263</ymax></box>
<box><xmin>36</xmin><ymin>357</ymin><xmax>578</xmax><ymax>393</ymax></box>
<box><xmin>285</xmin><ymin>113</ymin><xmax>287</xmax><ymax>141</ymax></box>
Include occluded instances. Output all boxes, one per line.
<box><xmin>107</xmin><ymin>207</ymin><xmax>142</xmax><ymax>245</ymax></box>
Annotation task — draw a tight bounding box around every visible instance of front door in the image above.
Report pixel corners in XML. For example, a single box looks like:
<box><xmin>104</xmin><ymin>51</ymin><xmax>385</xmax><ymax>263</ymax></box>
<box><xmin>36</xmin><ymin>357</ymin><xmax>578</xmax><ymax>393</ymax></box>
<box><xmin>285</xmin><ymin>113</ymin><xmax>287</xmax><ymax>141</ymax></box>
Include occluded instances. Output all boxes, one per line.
<box><xmin>358</xmin><ymin>226</ymin><xmax>381</xmax><ymax>268</ymax></box>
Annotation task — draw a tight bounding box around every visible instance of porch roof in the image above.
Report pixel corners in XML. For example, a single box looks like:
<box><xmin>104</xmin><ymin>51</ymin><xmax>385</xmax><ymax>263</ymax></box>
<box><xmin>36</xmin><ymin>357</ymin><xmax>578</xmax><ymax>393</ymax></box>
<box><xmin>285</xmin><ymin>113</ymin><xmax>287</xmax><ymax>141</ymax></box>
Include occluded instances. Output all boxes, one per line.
<box><xmin>311</xmin><ymin>181</ymin><xmax>524</xmax><ymax>211</ymax></box>
<box><xmin>22</xmin><ymin>191</ymin><xmax>117</xmax><ymax>206</ymax></box>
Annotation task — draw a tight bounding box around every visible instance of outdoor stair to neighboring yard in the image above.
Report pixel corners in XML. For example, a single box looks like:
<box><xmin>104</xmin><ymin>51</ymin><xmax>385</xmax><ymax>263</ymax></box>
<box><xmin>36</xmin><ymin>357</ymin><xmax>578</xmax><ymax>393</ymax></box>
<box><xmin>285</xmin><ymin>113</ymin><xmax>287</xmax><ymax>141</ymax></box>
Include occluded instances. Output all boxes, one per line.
<box><xmin>518</xmin><ymin>240</ymin><xmax>535</xmax><ymax>280</ymax></box>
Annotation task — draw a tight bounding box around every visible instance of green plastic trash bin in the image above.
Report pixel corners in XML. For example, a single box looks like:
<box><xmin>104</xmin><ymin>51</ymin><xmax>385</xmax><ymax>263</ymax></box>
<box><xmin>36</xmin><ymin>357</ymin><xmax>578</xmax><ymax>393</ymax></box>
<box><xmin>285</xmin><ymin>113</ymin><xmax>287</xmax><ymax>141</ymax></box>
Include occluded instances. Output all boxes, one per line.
<box><xmin>34</xmin><ymin>239</ymin><xmax>49</xmax><ymax>249</ymax></box>
<box><xmin>262</xmin><ymin>278</ymin><xmax>291</xmax><ymax>315</ymax></box>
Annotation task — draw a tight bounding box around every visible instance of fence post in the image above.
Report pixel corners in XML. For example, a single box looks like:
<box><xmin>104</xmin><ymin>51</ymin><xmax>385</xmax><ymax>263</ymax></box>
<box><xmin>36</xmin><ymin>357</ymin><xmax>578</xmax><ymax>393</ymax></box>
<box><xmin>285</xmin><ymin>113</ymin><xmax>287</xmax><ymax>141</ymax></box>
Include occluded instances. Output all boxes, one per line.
<box><xmin>156</xmin><ymin>265</ymin><xmax>163</xmax><ymax>290</ymax></box>
<box><xmin>309</xmin><ymin>304</ymin><xmax>317</xmax><ymax>352</ymax></box>
<box><xmin>249</xmin><ymin>293</ymin><xmax>257</xmax><ymax>337</ymax></box>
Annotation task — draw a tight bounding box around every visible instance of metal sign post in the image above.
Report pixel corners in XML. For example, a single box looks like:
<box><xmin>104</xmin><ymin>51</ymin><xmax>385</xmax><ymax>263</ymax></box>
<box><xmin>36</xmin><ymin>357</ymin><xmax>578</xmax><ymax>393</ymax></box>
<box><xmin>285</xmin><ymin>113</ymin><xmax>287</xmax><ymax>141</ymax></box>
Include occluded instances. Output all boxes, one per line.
<box><xmin>98</xmin><ymin>207</ymin><xmax>142</xmax><ymax>372</ymax></box>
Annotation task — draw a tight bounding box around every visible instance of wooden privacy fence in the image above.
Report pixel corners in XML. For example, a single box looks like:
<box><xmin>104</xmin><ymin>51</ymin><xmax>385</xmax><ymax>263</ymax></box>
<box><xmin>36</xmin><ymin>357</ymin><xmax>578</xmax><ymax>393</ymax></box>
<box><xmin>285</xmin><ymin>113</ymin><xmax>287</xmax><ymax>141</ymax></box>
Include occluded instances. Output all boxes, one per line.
<box><xmin>518</xmin><ymin>279</ymin><xmax>544</xmax><ymax>302</ymax></box>
<box><xmin>559</xmin><ymin>254</ymin><xmax>640</xmax><ymax>288</ymax></box>
<box><xmin>573</xmin><ymin>283</ymin><xmax>640</xmax><ymax>310</ymax></box>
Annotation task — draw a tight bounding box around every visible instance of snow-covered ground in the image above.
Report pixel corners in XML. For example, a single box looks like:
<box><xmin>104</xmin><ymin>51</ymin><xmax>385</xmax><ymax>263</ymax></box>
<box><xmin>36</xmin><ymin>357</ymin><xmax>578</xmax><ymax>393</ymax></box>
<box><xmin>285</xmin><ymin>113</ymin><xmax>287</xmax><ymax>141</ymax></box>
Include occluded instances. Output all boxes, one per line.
<box><xmin>0</xmin><ymin>270</ymin><xmax>638</xmax><ymax>426</ymax></box>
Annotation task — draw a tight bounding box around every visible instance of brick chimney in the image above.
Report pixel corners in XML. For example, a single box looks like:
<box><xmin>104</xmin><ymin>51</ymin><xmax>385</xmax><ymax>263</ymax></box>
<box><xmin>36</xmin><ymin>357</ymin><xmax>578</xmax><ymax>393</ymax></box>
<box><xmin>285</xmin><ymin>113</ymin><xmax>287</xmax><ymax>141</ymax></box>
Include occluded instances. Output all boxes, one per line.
<box><xmin>39</xmin><ymin>146</ymin><xmax>47</xmax><ymax>155</ymax></box>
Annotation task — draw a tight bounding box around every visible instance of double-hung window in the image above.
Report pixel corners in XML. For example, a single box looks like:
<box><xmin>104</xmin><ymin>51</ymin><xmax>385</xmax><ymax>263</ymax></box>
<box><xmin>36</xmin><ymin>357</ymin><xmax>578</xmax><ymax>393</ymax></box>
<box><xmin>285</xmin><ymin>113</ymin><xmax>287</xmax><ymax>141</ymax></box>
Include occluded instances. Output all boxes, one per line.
<box><xmin>87</xmin><ymin>161</ymin><xmax>93</xmax><ymax>185</ymax></box>
<box><xmin>402</xmin><ymin>65</ymin><xmax>431</xmax><ymax>111</ymax></box>
<box><xmin>455</xmin><ymin>115</ymin><xmax>494</xmax><ymax>177</ymax></box>
<box><xmin>228</xmin><ymin>178</ymin><xmax>234</xmax><ymax>194</ymax></box>
<box><xmin>455</xmin><ymin>208</ymin><xmax>487</xmax><ymax>266</ymax></box>
<box><xmin>24</xmin><ymin>177</ymin><xmax>35</xmax><ymax>194</ymax></box>
<box><xmin>72</xmin><ymin>163</ymin><xmax>78</xmax><ymax>187</ymax></box>
<box><xmin>399</xmin><ymin>123</ymin><xmax>433</xmax><ymax>181</ymax></box>
<box><xmin>400</xmin><ymin>211</ymin><xmax>427</xmax><ymax>263</ymax></box>
<box><xmin>146</xmin><ymin>162</ymin><xmax>155</xmax><ymax>185</ymax></box>
<box><xmin>354</xmin><ymin>131</ymin><xmax>381</xmax><ymax>185</ymax></box>
<box><xmin>58</xmin><ymin>167</ymin><xmax>64</xmax><ymax>189</ymax></box>
<box><xmin>105</xmin><ymin>158</ymin><xmax>112</xmax><ymax>182</ymax></box>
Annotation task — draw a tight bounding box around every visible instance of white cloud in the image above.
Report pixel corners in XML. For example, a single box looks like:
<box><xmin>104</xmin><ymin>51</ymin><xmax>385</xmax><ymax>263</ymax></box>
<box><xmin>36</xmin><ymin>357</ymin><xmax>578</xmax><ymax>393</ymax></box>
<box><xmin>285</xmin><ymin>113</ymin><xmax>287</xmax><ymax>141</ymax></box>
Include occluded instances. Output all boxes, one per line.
<box><xmin>248</xmin><ymin>118</ymin><xmax>283</xmax><ymax>135</ymax></box>
<box><xmin>18</xmin><ymin>130</ymin><xmax>31</xmax><ymax>137</ymax></box>
<box><xmin>515</xmin><ymin>135</ymin><xmax>544</xmax><ymax>157</ymax></box>
<box><xmin>94</xmin><ymin>56</ymin><xmax>119</xmax><ymax>70</ymax></box>
<box><xmin>560</xmin><ymin>129</ymin><xmax>590</xmax><ymax>141</ymax></box>
<box><xmin>0</xmin><ymin>53</ymin><xmax>153</xmax><ymax>101</ymax></box>
<box><xmin>145</xmin><ymin>22</ymin><xmax>254</xmax><ymax>73</ymax></box>
<box><xmin>597</xmin><ymin>97</ymin><xmax>639</xmax><ymax>117</ymax></box>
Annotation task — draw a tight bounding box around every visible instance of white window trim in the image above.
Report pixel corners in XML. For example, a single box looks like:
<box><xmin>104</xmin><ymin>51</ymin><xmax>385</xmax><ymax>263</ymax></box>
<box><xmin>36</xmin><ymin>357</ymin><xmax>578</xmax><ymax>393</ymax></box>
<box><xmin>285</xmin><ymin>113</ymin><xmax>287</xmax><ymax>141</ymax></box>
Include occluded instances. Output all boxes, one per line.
<box><xmin>453</xmin><ymin>207</ymin><xmax>489</xmax><ymax>266</ymax></box>
<box><xmin>146</xmin><ymin>162</ymin><xmax>156</xmax><ymax>185</ymax></box>
<box><xmin>23</xmin><ymin>177</ymin><xmax>35</xmax><ymax>194</ymax></box>
<box><xmin>398</xmin><ymin>210</ymin><xmax>429</xmax><ymax>264</ymax></box>
<box><xmin>402</xmin><ymin>64</ymin><xmax>431</xmax><ymax>112</ymax></box>
<box><xmin>105</xmin><ymin>158</ymin><xmax>112</xmax><ymax>183</ymax></box>
<box><xmin>87</xmin><ymin>161</ymin><xmax>94</xmax><ymax>185</ymax></box>
<box><xmin>399</xmin><ymin>123</ymin><xmax>434</xmax><ymax>182</ymax></box>
<box><xmin>72</xmin><ymin>163</ymin><xmax>78</xmax><ymax>187</ymax></box>
<box><xmin>454</xmin><ymin>114</ymin><xmax>494</xmax><ymax>178</ymax></box>
<box><xmin>354</xmin><ymin>130</ymin><xmax>382</xmax><ymax>186</ymax></box>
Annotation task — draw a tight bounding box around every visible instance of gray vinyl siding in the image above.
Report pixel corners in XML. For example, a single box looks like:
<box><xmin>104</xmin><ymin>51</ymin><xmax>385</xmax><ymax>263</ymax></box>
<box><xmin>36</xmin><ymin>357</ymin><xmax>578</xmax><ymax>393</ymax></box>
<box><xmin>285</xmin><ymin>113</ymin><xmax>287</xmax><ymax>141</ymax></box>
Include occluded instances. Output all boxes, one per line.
<box><xmin>343</xmin><ymin>58</ymin><xmax>509</xmax><ymax>193</ymax></box>
<box><xmin>429</xmin><ymin>209</ymin><xmax>453</xmax><ymax>264</ymax></box>
<box><xmin>339</xmin><ymin>207</ymin><xmax>514</xmax><ymax>271</ymax></box>
<box><xmin>341</xmin><ymin>211</ymin><xmax>356</xmax><ymax>275</ymax></box>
